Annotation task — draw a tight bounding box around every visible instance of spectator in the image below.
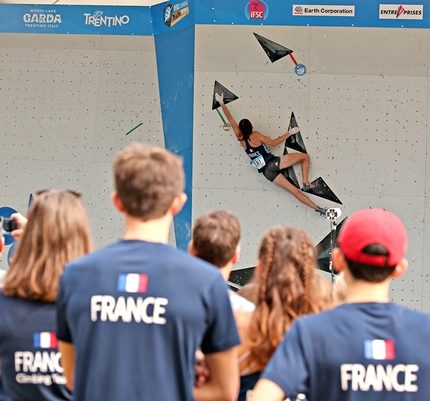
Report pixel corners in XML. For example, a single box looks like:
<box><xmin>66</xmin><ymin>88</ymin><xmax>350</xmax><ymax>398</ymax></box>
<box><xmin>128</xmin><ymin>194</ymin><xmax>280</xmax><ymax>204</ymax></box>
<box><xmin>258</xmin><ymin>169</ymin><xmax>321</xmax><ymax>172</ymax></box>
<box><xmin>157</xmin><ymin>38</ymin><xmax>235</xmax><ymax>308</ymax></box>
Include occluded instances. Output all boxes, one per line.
<box><xmin>190</xmin><ymin>209</ymin><xmax>255</xmax><ymax>312</ymax></box>
<box><xmin>0</xmin><ymin>235</ymin><xmax>9</xmax><ymax>401</ymax></box>
<box><xmin>57</xmin><ymin>143</ymin><xmax>240</xmax><ymax>401</ymax></box>
<box><xmin>252</xmin><ymin>208</ymin><xmax>430</xmax><ymax>401</ymax></box>
<box><xmin>0</xmin><ymin>236</ymin><xmax>4</xmax><ymax>284</ymax></box>
<box><xmin>0</xmin><ymin>190</ymin><xmax>92</xmax><ymax>401</ymax></box>
<box><xmin>237</xmin><ymin>226</ymin><xmax>333</xmax><ymax>400</ymax></box>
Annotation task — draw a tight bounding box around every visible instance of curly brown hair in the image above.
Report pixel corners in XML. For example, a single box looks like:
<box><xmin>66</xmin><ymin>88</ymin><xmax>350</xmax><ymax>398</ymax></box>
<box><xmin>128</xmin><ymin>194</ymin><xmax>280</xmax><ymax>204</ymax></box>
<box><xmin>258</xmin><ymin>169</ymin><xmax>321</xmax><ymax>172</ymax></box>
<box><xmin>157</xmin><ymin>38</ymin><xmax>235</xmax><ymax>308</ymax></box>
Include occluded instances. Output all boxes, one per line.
<box><xmin>244</xmin><ymin>226</ymin><xmax>332</xmax><ymax>371</ymax></box>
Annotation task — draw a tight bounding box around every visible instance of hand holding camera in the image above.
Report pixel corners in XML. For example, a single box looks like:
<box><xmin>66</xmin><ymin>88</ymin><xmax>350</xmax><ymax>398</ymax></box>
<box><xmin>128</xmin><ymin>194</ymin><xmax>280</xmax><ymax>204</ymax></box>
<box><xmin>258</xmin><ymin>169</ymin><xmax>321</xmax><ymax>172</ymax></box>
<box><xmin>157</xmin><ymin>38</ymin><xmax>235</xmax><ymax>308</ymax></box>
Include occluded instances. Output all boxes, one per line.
<box><xmin>0</xmin><ymin>214</ymin><xmax>27</xmax><ymax>240</ymax></box>
<box><xmin>0</xmin><ymin>217</ymin><xmax>18</xmax><ymax>235</ymax></box>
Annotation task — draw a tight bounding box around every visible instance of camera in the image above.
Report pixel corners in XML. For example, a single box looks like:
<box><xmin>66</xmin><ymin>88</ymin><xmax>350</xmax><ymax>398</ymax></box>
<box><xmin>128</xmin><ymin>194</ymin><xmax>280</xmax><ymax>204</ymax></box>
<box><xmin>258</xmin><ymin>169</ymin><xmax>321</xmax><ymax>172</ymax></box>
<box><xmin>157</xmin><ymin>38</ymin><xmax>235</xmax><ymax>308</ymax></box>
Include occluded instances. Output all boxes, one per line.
<box><xmin>0</xmin><ymin>217</ymin><xmax>18</xmax><ymax>234</ymax></box>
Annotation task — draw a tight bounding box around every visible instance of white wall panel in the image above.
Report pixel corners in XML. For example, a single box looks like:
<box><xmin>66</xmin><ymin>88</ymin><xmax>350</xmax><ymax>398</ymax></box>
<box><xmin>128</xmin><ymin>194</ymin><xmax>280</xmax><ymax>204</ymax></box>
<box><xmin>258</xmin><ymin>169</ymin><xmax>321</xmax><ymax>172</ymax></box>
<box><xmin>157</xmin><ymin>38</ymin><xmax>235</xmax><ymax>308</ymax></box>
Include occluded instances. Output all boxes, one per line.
<box><xmin>0</xmin><ymin>47</ymin><xmax>99</xmax><ymax>162</ymax></box>
<box><xmin>308</xmin><ymin>74</ymin><xmax>427</xmax><ymax>198</ymax></box>
<box><xmin>194</xmin><ymin>71</ymin><xmax>312</xmax><ymax>190</ymax></box>
<box><xmin>196</xmin><ymin>25</ymin><xmax>311</xmax><ymax>75</ymax></box>
<box><xmin>194</xmin><ymin>24</ymin><xmax>430</xmax><ymax>310</ymax></box>
<box><xmin>93</xmin><ymin>48</ymin><xmax>163</xmax><ymax>161</ymax></box>
<box><xmin>1</xmin><ymin>24</ymin><xmax>430</xmax><ymax>310</ymax></box>
<box><xmin>310</xmin><ymin>27</ymin><xmax>429</xmax><ymax>77</ymax></box>
<box><xmin>0</xmin><ymin>33</ymin><xmax>164</xmax><ymax>272</ymax></box>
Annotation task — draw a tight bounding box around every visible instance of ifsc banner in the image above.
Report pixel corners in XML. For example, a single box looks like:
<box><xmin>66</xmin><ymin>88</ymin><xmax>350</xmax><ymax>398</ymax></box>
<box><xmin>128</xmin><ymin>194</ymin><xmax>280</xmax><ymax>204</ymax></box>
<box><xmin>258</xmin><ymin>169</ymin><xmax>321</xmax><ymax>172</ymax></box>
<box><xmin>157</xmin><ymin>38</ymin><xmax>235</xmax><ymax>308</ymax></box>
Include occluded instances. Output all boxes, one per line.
<box><xmin>0</xmin><ymin>5</ymin><xmax>153</xmax><ymax>35</ymax></box>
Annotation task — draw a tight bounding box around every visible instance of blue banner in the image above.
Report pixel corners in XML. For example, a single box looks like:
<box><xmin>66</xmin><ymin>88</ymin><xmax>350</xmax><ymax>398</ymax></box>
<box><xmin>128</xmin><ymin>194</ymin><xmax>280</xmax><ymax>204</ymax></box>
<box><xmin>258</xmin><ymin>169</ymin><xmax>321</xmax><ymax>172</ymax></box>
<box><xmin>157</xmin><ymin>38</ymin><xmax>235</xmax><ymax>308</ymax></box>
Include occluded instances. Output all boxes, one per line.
<box><xmin>195</xmin><ymin>0</ymin><xmax>428</xmax><ymax>29</ymax></box>
<box><xmin>0</xmin><ymin>1</ymin><xmax>429</xmax><ymax>35</ymax></box>
<box><xmin>0</xmin><ymin>5</ymin><xmax>153</xmax><ymax>35</ymax></box>
<box><xmin>154</xmin><ymin>24</ymin><xmax>195</xmax><ymax>249</ymax></box>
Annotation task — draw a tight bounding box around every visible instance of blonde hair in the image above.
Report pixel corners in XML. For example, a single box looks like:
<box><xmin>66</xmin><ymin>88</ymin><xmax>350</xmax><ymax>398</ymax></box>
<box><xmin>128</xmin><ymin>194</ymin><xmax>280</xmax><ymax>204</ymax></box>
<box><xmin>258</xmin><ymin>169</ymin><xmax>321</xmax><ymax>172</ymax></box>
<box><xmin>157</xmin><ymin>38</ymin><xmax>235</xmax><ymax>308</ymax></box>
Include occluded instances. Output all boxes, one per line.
<box><xmin>3</xmin><ymin>190</ymin><xmax>92</xmax><ymax>303</ymax></box>
<box><xmin>113</xmin><ymin>143</ymin><xmax>184</xmax><ymax>221</ymax></box>
<box><xmin>245</xmin><ymin>226</ymin><xmax>332</xmax><ymax>371</ymax></box>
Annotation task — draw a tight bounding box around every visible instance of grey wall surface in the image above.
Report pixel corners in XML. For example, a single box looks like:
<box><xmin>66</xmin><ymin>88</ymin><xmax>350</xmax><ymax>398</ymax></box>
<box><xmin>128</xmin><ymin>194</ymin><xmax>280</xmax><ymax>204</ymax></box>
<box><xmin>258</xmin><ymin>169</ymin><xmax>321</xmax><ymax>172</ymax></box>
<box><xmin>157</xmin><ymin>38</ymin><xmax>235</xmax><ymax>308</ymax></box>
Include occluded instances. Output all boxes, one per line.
<box><xmin>194</xmin><ymin>25</ymin><xmax>430</xmax><ymax>311</ymax></box>
<box><xmin>0</xmin><ymin>33</ymin><xmax>168</xmax><ymax>272</ymax></box>
<box><xmin>1</xmin><ymin>25</ymin><xmax>430</xmax><ymax>311</ymax></box>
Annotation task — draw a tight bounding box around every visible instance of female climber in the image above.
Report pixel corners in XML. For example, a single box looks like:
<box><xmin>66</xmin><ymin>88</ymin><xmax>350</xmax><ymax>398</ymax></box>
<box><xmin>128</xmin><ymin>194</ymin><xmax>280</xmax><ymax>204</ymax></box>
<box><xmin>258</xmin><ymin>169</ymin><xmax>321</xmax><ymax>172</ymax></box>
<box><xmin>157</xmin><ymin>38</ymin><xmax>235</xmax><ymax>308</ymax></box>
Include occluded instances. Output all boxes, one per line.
<box><xmin>215</xmin><ymin>92</ymin><xmax>327</xmax><ymax>215</ymax></box>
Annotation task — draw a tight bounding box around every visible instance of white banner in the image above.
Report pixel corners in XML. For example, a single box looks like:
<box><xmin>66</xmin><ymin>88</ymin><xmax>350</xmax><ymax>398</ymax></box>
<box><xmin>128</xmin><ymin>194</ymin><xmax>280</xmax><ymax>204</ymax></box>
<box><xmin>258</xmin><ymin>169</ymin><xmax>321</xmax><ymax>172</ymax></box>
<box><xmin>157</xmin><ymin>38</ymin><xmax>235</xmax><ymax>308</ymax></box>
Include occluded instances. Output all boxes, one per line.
<box><xmin>292</xmin><ymin>5</ymin><xmax>355</xmax><ymax>16</ymax></box>
<box><xmin>379</xmin><ymin>4</ymin><xmax>423</xmax><ymax>19</ymax></box>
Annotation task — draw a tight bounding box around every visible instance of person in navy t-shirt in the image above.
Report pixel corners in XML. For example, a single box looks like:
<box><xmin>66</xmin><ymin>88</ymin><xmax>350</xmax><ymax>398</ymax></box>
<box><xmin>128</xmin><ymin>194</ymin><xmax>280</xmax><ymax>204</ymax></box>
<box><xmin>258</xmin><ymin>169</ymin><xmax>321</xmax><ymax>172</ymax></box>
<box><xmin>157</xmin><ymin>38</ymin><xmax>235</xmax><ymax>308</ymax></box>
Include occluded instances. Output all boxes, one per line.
<box><xmin>0</xmin><ymin>236</ymin><xmax>10</xmax><ymax>401</ymax></box>
<box><xmin>189</xmin><ymin>209</ymin><xmax>255</xmax><ymax>313</ymax></box>
<box><xmin>57</xmin><ymin>143</ymin><xmax>241</xmax><ymax>401</ymax></box>
<box><xmin>252</xmin><ymin>208</ymin><xmax>430</xmax><ymax>401</ymax></box>
<box><xmin>215</xmin><ymin>92</ymin><xmax>327</xmax><ymax>216</ymax></box>
<box><xmin>0</xmin><ymin>190</ymin><xmax>92</xmax><ymax>401</ymax></box>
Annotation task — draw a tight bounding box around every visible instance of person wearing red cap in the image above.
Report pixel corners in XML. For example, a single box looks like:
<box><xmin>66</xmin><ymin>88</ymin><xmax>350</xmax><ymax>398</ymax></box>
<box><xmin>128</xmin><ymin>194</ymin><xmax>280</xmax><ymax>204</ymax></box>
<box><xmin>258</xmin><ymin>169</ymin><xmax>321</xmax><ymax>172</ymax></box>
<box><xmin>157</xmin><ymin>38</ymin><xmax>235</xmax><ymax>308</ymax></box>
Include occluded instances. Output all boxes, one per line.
<box><xmin>251</xmin><ymin>208</ymin><xmax>430</xmax><ymax>401</ymax></box>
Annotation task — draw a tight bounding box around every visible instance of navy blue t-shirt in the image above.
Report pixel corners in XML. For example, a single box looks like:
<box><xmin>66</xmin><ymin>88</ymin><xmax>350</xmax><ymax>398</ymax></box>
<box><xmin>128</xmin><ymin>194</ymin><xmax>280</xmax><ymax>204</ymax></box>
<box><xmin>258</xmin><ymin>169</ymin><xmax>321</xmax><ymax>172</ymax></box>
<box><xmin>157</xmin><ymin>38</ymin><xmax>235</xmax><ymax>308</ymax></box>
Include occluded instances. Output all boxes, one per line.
<box><xmin>262</xmin><ymin>302</ymin><xmax>430</xmax><ymax>401</ymax></box>
<box><xmin>0</xmin><ymin>293</ymin><xmax>71</xmax><ymax>401</ymax></box>
<box><xmin>57</xmin><ymin>240</ymin><xmax>240</xmax><ymax>401</ymax></box>
<box><xmin>0</xmin><ymin>376</ymin><xmax>11</xmax><ymax>401</ymax></box>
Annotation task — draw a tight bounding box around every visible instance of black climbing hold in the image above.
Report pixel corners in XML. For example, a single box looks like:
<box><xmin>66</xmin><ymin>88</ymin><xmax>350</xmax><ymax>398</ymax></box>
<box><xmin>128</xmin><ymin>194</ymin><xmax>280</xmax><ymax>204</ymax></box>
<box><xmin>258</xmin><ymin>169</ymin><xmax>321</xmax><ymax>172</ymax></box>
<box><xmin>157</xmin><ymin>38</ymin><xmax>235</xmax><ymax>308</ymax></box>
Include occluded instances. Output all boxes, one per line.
<box><xmin>212</xmin><ymin>81</ymin><xmax>239</xmax><ymax>110</ymax></box>
<box><xmin>253</xmin><ymin>32</ymin><xmax>293</xmax><ymax>63</ymax></box>
<box><xmin>316</xmin><ymin>218</ymin><xmax>347</xmax><ymax>273</ymax></box>
<box><xmin>301</xmin><ymin>177</ymin><xmax>343</xmax><ymax>205</ymax></box>
<box><xmin>285</xmin><ymin>112</ymin><xmax>307</xmax><ymax>154</ymax></box>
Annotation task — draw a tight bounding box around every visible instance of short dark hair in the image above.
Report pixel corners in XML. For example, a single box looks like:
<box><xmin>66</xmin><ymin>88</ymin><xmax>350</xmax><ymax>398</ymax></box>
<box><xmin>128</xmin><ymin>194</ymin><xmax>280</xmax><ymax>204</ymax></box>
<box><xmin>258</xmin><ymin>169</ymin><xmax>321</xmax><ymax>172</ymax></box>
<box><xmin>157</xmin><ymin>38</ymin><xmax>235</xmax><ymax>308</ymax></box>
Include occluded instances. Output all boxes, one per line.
<box><xmin>192</xmin><ymin>210</ymin><xmax>240</xmax><ymax>268</ymax></box>
<box><xmin>345</xmin><ymin>244</ymin><xmax>395</xmax><ymax>282</ymax></box>
<box><xmin>346</xmin><ymin>260</ymin><xmax>395</xmax><ymax>282</ymax></box>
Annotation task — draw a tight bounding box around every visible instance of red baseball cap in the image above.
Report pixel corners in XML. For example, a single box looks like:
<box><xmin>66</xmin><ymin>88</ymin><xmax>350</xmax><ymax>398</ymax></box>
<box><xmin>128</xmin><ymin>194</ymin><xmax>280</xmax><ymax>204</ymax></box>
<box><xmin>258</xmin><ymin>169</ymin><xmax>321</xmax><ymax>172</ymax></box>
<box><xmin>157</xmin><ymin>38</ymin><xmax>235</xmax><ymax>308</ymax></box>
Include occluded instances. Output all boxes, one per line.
<box><xmin>337</xmin><ymin>208</ymin><xmax>408</xmax><ymax>267</ymax></box>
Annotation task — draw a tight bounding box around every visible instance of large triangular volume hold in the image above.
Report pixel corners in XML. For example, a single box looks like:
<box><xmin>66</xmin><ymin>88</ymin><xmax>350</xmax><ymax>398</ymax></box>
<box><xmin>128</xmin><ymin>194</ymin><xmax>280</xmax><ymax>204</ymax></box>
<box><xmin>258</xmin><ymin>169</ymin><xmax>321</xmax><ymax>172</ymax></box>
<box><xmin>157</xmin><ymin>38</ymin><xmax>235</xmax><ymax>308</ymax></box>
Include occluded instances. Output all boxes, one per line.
<box><xmin>281</xmin><ymin>148</ymin><xmax>300</xmax><ymax>188</ymax></box>
<box><xmin>212</xmin><ymin>81</ymin><xmax>239</xmax><ymax>110</ymax></box>
<box><xmin>253</xmin><ymin>32</ymin><xmax>293</xmax><ymax>63</ymax></box>
<box><xmin>285</xmin><ymin>112</ymin><xmax>307</xmax><ymax>154</ymax></box>
<box><xmin>301</xmin><ymin>177</ymin><xmax>343</xmax><ymax>205</ymax></box>
<box><xmin>228</xmin><ymin>266</ymin><xmax>256</xmax><ymax>288</ymax></box>
<box><xmin>280</xmin><ymin>166</ymin><xmax>300</xmax><ymax>188</ymax></box>
<box><xmin>315</xmin><ymin>218</ymin><xmax>347</xmax><ymax>273</ymax></box>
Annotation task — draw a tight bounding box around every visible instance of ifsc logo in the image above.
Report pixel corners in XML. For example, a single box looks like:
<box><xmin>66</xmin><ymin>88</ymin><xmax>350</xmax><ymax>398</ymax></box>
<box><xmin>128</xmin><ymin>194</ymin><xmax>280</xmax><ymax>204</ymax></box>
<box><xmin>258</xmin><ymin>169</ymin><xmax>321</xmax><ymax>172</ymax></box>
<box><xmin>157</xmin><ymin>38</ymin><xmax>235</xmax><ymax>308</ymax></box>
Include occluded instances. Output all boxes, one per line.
<box><xmin>84</xmin><ymin>11</ymin><xmax>130</xmax><ymax>27</ymax></box>
<box><xmin>245</xmin><ymin>0</ymin><xmax>269</xmax><ymax>20</ymax></box>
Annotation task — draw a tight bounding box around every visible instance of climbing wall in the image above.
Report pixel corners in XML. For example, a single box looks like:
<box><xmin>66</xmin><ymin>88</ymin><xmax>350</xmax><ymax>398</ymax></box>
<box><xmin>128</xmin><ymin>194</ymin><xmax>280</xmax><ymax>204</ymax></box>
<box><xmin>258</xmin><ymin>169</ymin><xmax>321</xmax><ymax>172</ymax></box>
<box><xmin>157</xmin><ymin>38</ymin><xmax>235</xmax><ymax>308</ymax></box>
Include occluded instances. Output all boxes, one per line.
<box><xmin>0</xmin><ymin>33</ymin><xmax>166</xmax><ymax>271</ymax></box>
<box><xmin>1</xmin><ymin>22</ymin><xmax>430</xmax><ymax>311</ymax></box>
<box><xmin>193</xmin><ymin>24</ymin><xmax>430</xmax><ymax>311</ymax></box>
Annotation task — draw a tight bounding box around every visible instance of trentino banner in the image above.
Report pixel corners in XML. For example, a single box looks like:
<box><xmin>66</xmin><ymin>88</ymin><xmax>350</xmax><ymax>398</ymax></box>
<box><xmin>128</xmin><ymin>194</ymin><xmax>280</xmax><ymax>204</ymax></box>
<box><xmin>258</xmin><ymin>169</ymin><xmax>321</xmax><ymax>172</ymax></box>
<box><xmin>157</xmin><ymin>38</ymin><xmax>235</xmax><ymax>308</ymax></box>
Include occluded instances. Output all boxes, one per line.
<box><xmin>0</xmin><ymin>5</ymin><xmax>153</xmax><ymax>35</ymax></box>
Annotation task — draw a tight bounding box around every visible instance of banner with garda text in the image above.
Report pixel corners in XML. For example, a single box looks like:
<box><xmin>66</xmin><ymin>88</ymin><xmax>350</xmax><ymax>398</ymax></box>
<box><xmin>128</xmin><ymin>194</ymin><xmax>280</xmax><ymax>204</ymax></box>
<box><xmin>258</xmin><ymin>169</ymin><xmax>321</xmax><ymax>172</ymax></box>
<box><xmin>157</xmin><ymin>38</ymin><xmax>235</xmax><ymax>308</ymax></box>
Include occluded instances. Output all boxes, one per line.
<box><xmin>0</xmin><ymin>5</ymin><xmax>153</xmax><ymax>35</ymax></box>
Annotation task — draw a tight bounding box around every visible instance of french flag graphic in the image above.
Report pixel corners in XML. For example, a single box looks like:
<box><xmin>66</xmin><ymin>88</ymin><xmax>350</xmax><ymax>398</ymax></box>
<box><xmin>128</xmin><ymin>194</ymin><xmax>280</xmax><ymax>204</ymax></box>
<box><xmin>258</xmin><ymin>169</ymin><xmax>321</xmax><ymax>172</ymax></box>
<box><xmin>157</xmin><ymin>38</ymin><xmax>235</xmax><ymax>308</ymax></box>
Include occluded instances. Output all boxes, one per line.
<box><xmin>117</xmin><ymin>273</ymin><xmax>148</xmax><ymax>293</ymax></box>
<box><xmin>33</xmin><ymin>332</ymin><xmax>58</xmax><ymax>349</ymax></box>
<box><xmin>365</xmin><ymin>339</ymin><xmax>395</xmax><ymax>360</ymax></box>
